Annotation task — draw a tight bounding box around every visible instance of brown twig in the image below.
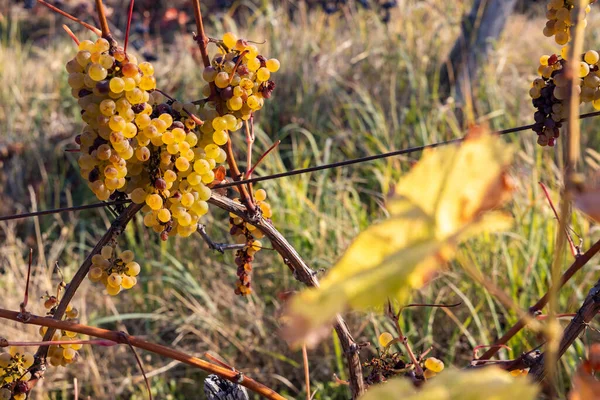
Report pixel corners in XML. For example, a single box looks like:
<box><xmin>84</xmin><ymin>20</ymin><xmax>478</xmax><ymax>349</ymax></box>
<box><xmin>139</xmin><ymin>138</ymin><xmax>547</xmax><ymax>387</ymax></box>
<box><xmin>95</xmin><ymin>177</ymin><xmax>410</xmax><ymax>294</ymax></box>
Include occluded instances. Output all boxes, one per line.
<box><xmin>539</xmin><ymin>182</ymin><xmax>579</xmax><ymax>257</ymax></box>
<box><xmin>204</xmin><ymin>353</ymin><xmax>235</xmax><ymax>370</ymax></box>
<box><xmin>477</xmin><ymin>237</ymin><xmax>600</xmax><ymax>361</ymax></box>
<box><xmin>124</xmin><ymin>0</ymin><xmax>135</xmax><ymax>53</ymax></box>
<box><xmin>229</xmin><ymin>50</ymin><xmax>249</xmax><ymax>84</ymax></box>
<box><xmin>385</xmin><ymin>301</ymin><xmax>423</xmax><ymax>376</ymax></box>
<box><xmin>94</xmin><ymin>0</ymin><xmax>111</xmax><ymax>38</ymax></box>
<box><xmin>62</xmin><ymin>25</ymin><xmax>80</xmax><ymax>46</ymax></box>
<box><xmin>403</xmin><ymin>302</ymin><xmax>462</xmax><ymax>309</ymax></box>
<box><xmin>207</xmin><ymin>192</ymin><xmax>365</xmax><ymax>398</ymax></box>
<box><xmin>35</xmin><ymin>202</ymin><xmax>143</xmax><ymax>361</ymax></box>
<box><xmin>191</xmin><ymin>0</ymin><xmax>211</xmax><ymax>67</ymax></box>
<box><xmin>19</xmin><ymin>249</ymin><xmax>33</xmax><ymax>315</ymax></box>
<box><xmin>122</xmin><ymin>334</ymin><xmax>153</xmax><ymax>400</ymax></box>
<box><xmin>224</xmin><ymin>135</ymin><xmax>256</xmax><ymax>212</ymax></box>
<box><xmin>36</xmin><ymin>0</ymin><xmax>102</xmax><ymax>36</ymax></box>
<box><xmin>247</xmin><ymin>139</ymin><xmax>281</xmax><ymax>179</ymax></box>
<box><xmin>529</xmin><ymin>278</ymin><xmax>600</xmax><ymax>381</ymax></box>
<box><xmin>0</xmin><ymin>308</ymin><xmax>285</xmax><ymax>400</ymax></box>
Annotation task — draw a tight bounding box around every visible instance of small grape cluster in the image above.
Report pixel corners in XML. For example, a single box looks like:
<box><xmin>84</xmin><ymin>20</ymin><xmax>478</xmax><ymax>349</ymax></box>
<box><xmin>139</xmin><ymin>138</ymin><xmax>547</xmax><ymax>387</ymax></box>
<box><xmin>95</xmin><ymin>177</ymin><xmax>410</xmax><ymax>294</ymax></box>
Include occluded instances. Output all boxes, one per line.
<box><xmin>543</xmin><ymin>0</ymin><xmax>594</xmax><ymax>45</ymax></box>
<box><xmin>68</xmin><ymin>37</ymin><xmax>228</xmax><ymax>240</ymax></box>
<box><xmin>88</xmin><ymin>245</ymin><xmax>141</xmax><ymax>296</ymax></box>
<box><xmin>530</xmin><ymin>49</ymin><xmax>600</xmax><ymax>146</ymax></box>
<box><xmin>40</xmin><ymin>294</ymin><xmax>83</xmax><ymax>368</ymax></box>
<box><xmin>228</xmin><ymin>189</ymin><xmax>272</xmax><ymax>295</ymax></box>
<box><xmin>0</xmin><ymin>347</ymin><xmax>34</xmax><ymax>400</ymax></box>
<box><xmin>370</xmin><ymin>333</ymin><xmax>445</xmax><ymax>382</ymax></box>
<box><xmin>198</xmin><ymin>32</ymin><xmax>279</xmax><ymax>139</ymax></box>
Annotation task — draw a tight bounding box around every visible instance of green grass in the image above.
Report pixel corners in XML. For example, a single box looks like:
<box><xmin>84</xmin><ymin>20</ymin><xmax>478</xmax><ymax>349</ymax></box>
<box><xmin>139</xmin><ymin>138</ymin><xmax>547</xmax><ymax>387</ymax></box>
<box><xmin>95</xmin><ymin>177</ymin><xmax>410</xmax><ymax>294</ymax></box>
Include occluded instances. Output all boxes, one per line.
<box><xmin>1</xmin><ymin>1</ymin><xmax>600</xmax><ymax>399</ymax></box>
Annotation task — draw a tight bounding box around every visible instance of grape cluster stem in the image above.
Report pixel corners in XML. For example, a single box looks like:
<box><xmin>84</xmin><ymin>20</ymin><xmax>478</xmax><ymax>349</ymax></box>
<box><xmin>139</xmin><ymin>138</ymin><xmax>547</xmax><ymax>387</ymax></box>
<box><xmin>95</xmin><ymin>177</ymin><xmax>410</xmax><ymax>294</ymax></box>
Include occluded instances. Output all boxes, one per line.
<box><xmin>197</xmin><ymin>224</ymin><xmax>245</xmax><ymax>253</ymax></box>
<box><xmin>385</xmin><ymin>301</ymin><xmax>423</xmax><ymax>376</ymax></box>
<box><xmin>191</xmin><ymin>0</ymin><xmax>256</xmax><ymax>214</ymax></box>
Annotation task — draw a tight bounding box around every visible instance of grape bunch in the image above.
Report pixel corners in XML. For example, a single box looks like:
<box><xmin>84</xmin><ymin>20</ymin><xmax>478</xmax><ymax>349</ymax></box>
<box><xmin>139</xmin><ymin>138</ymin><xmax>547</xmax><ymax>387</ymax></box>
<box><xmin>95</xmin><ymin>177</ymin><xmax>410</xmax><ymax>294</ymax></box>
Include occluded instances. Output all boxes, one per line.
<box><xmin>0</xmin><ymin>347</ymin><xmax>34</xmax><ymax>400</ymax></box>
<box><xmin>543</xmin><ymin>0</ymin><xmax>595</xmax><ymax>45</ymax></box>
<box><xmin>530</xmin><ymin>49</ymin><xmax>600</xmax><ymax>146</ymax></box>
<box><xmin>68</xmin><ymin>37</ymin><xmax>228</xmax><ymax>240</ymax></box>
<box><xmin>40</xmin><ymin>293</ymin><xmax>83</xmax><ymax>367</ymax></box>
<box><xmin>198</xmin><ymin>32</ymin><xmax>279</xmax><ymax>137</ymax></box>
<box><xmin>229</xmin><ymin>189</ymin><xmax>272</xmax><ymax>295</ymax></box>
<box><xmin>88</xmin><ymin>245</ymin><xmax>141</xmax><ymax>296</ymax></box>
<box><xmin>38</xmin><ymin>324</ymin><xmax>83</xmax><ymax>368</ymax></box>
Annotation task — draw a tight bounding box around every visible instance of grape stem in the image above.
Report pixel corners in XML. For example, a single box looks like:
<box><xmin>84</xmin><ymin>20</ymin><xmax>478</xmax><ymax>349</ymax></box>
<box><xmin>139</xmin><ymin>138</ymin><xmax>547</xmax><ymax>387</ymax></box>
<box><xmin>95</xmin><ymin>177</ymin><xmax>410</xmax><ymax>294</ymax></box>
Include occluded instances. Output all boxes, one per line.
<box><xmin>539</xmin><ymin>181</ymin><xmax>579</xmax><ymax>257</ymax></box>
<box><xmin>124</xmin><ymin>0</ymin><xmax>135</xmax><ymax>53</ymax></box>
<box><xmin>0</xmin><ymin>308</ymin><xmax>285</xmax><ymax>400</ymax></box>
<box><xmin>122</xmin><ymin>334</ymin><xmax>153</xmax><ymax>400</ymax></box>
<box><xmin>385</xmin><ymin>301</ymin><xmax>423</xmax><ymax>376</ymax></box>
<box><xmin>35</xmin><ymin>0</ymin><xmax>102</xmax><ymax>36</ymax></box>
<box><xmin>207</xmin><ymin>192</ymin><xmax>365</xmax><ymax>398</ymax></box>
<box><xmin>18</xmin><ymin>249</ymin><xmax>33</xmax><ymax>317</ymax></box>
<box><xmin>62</xmin><ymin>25</ymin><xmax>80</xmax><ymax>46</ymax></box>
<box><xmin>246</xmin><ymin>139</ymin><xmax>281</xmax><ymax>179</ymax></box>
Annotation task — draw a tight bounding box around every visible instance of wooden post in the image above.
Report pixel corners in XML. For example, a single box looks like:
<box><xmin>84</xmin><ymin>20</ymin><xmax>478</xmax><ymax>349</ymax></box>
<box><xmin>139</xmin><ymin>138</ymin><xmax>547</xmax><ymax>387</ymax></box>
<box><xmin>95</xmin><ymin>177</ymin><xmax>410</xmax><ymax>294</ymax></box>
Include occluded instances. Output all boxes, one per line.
<box><xmin>439</xmin><ymin>0</ymin><xmax>518</xmax><ymax>105</ymax></box>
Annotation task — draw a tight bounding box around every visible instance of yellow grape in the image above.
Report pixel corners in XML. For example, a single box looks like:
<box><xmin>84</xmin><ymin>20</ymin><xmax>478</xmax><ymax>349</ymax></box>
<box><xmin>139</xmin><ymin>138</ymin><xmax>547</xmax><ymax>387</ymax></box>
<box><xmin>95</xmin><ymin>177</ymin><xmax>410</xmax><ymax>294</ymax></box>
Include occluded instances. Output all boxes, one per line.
<box><xmin>378</xmin><ymin>332</ymin><xmax>394</xmax><ymax>347</ymax></box>
<box><xmin>424</xmin><ymin>357</ymin><xmax>444</xmax><ymax>373</ymax></box>
<box><xmin>223</xmin><ymin>32</ymin><xmax>237</xmax><ymax>49</ymax></box>
<box><xmin>255</xmin><ymin>189</ymin><xmax>267</xmax><ymax>201</ymax></box>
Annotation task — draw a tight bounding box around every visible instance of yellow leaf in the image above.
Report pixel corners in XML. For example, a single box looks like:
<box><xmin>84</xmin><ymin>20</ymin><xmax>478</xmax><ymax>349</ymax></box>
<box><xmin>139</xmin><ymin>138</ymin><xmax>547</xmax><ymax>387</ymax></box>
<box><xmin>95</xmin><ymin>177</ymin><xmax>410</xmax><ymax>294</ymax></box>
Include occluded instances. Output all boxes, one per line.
<box><xmin>362</xmin><ymin>368</ymin><xmax>538</xmax><ymax>400</ymax></box>
<box><xmin>282</xmin><ymin>129</ymin><xmax>514</xmax><ymax>347</ymax></box>
<box><xmin>391</xmin><ymin>131</ymin><xmax>514</xmax><ymax>239</ymax></box>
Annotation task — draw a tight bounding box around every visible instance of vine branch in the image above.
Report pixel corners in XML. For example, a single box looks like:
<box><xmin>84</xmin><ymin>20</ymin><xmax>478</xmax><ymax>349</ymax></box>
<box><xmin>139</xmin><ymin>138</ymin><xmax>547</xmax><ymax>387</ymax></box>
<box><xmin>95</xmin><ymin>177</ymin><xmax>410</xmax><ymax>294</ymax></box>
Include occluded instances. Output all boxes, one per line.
<box><xmin>0</xmin><ymin>308</ymin><xmax>284</xmax><ymax>400</ymax></box>
<box><xmin>529</xmin><ymin>277</ymin><xmax>600</xmax><ymax>381</ymax></box>
<box><xmin>477</xmin><ymin>237</ymin><xmax>600</xmax><ymax>361</ymax></box>
<box><xmin>208</xmin><ymin>192</ymin><xmax>365</xmax><ymax>398</ymax></box>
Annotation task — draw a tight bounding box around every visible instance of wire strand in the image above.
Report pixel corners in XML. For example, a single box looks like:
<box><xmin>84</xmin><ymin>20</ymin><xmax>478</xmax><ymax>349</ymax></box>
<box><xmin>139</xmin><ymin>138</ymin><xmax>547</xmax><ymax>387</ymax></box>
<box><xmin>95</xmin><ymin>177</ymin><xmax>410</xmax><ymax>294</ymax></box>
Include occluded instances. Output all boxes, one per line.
<box><xmin>2</xmin><ymin>111</ymin><xmax>600</xmax><ymax>221</ymax></box>
<box><xmin>0</xmin><ymin>200</ymin><xmax>131</xmax><ymax>222</ymax></box>
<box><xmin>212</xmin><ymin>111</ymin><xmax>600</xmax><ymax>189</ymax></box>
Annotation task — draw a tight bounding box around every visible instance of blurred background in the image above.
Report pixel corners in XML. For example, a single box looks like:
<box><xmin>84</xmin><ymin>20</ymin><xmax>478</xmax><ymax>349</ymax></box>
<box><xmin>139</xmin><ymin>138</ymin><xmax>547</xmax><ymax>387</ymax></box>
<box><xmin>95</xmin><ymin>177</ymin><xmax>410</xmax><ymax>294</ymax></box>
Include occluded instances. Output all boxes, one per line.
<box><xmin>0</xmin><ymin>0</ymin><xmax>599</xmax><ymax>398</ymax></box>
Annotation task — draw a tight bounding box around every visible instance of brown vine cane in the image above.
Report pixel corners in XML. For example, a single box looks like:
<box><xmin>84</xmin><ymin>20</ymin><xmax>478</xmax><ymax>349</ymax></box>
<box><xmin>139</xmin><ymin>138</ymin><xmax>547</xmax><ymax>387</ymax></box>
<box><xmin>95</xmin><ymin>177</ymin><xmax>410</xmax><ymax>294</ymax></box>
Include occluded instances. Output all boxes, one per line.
<box><xmin>0</xmin><ymin>308</ymin><xmax>284</xmax><ymax>400</ymax></box>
